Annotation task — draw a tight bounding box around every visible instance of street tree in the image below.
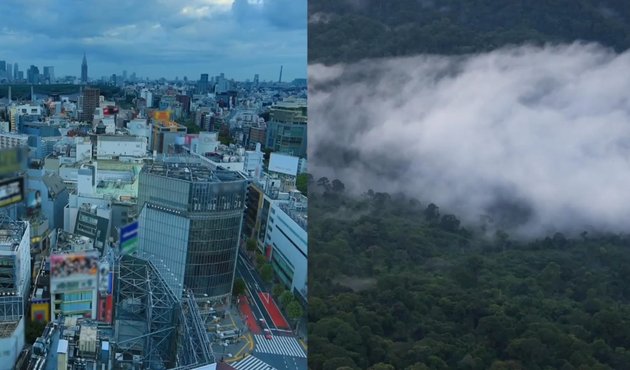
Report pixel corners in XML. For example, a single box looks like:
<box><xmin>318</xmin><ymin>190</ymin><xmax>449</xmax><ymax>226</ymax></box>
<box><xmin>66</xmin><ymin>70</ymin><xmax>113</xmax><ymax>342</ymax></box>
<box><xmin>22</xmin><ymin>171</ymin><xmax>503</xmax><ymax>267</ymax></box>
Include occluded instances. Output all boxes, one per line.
<box><xmin>280</xmin><ymin>291</ymin><xmax>294</xmax><ymax>307</ymax></box>
<box><xmin>272</xmin><ymin>284</ymin><xmax>286</xmax><ymax>298</ymax></box>
<box><xmin>286</xmin><ymin>300</ymin><xmax>303</xmax><ymax>322</ymax></box>
<box><xmin>246</xmin><ymin>238</ymin><xmax>257</xmax><ymax>253</ymax></box>
<box><xmin>233</xmin><ymin>278</ymin><xmax>246</xmax><ymax>297</ymax></box>
<box><xmin>260</xmin><ymin>264</ymin><xmax>274</xmax><ymax>283</ymax></box>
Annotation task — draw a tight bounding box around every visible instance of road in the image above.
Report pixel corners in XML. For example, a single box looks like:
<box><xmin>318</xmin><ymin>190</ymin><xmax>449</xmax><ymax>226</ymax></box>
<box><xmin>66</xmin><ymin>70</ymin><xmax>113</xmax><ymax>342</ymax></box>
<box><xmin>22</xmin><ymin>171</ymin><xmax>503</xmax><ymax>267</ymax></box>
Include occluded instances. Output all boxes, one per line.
<box><xmin>233</xmin><ymin>250</ymin><xmax>306</xmax><ymax>370</ymax></box>
<box><xmin>236</xmin><ymin>250</ymin><xmax>277</xmax><ymax>332</ymax></box>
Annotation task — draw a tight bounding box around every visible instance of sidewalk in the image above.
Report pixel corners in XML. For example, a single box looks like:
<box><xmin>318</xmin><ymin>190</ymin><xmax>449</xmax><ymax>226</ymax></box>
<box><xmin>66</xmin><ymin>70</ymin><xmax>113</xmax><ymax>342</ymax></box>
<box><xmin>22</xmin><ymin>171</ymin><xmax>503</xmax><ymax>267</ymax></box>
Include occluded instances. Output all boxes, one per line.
<box><xmin>210</xmin><ymin>300</ymin><xmax>255</xmax><ymax>362</ymax></box>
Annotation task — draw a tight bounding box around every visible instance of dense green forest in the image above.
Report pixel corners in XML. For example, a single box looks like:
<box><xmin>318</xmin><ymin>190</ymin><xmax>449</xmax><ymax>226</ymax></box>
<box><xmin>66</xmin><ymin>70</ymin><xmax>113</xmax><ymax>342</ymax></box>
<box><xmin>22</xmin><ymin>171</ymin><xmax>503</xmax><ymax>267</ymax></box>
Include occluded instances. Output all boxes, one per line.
<box><xmin>309</xmin><ymin>179</ymin><xmax>630</xmax><ymax>370</ymax></box>
<box><xmin>309</xmin><ymin>0</ymin><xmax>630</xmax><ymax>64</ymax></box>
<box><xmin>0</xmin><ymin>84</ymin><xmax>122</xmax><ymax>100</ymax></box>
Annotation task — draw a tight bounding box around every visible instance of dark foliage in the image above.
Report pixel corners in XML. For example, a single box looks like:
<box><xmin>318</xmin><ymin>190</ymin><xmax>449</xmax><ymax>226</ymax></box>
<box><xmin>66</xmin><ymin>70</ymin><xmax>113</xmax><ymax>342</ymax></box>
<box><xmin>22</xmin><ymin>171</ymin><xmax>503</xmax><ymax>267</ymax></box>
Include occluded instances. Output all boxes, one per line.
<box><xmin>309</xmin><ymin>0</ymin><xmax>630</xmax><ymax>64</ymax></box>
<box><xmin>310</xmin><ymin>184</ymin><xmax>630</xmax><ymax>369</ymax></box>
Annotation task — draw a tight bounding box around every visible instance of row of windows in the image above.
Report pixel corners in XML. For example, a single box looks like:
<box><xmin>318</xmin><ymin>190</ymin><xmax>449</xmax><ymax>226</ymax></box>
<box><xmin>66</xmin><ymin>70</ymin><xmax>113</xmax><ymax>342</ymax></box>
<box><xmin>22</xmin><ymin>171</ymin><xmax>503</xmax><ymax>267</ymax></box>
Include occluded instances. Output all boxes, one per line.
<box><xmin>61</xmin><ymin>301</ymin><xmax>92</xmax><ymax>313</ymax></box>
<box><xmin>63</xmin><ymin>292</ymin><xmax>92</xmax><ymax>301</ymax></box>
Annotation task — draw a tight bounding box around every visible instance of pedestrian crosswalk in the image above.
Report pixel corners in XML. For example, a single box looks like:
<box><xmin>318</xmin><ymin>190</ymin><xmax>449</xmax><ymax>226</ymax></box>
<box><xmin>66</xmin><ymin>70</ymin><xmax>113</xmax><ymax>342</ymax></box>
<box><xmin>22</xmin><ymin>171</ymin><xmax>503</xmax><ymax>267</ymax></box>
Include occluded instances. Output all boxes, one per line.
<box><xmin>231</xmin><ymin>355</ymin><xmax>276</xmax><ymax>370</ymax></box>
<box><xmin>253</xmin><ymin>335</ymin><xmax>306</xmax><ymax>358</ymax></box>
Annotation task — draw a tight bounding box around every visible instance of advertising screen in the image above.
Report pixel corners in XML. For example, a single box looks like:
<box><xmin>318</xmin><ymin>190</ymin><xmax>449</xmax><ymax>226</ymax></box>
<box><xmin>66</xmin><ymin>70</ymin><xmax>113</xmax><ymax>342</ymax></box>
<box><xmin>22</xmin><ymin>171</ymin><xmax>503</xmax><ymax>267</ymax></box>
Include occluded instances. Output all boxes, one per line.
<box><xmin>0</xmin><ymin>177</ymin><xmax>24</xmax><ymax>207</ymax></box>
<box><xmin>268</xmin><ymin>153</ymin><xmax>300</xmax><ymax>176</ymax></box>
<box><xmin>98</xmin><ymin>262</ymin><xmax>110</xmax><ymax>293</ymax></box>
<box><xmin>50</xmin><ymin>253</ymin><xmax>98</xmax><ymax>292</ymax></box>
<box><xmin>0</xmin><ymin>147</ymin><xmax>27</xmax><ymax>176</ymax></box>
<box><xmin>120</xmin><ymin>221</ymin><xmax>138</xmax><ymax>255</ymax></box>
<box><xmin>153</xmin><ymin>110</ymin><xmax>171</xmax><ymax>122</ymax></box>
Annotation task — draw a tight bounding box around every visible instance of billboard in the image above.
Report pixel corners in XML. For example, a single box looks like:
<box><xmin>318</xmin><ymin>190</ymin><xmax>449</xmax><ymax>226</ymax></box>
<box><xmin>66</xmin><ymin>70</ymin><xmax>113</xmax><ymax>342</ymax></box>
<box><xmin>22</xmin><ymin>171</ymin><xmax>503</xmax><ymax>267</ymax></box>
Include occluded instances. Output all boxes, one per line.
<box><xmin>153</xmin><ymin>110</ymin><xmax>171</xmax><ymax>122</ymax></box>
<box><xmin>268</xmin><ymin>153</ymin><xmax>300</xmax><ymax>177</ymax></box>
<box><xmin>0</xmin><ymin>176</ymin><xmax>24</xmax><ymax>207</ymax></box>
<box><xmin>120</xmin><ymin>221</ymin><xmax>138</xmax><ymax>255</ymax></box>
<box><xmin>98</xmin><ymin>262</ymin><xmax>111</xmax><ymax>293</ymax></box>
<box><xmin>0</xmin><ymin>146</ymin><xmax>27</xmax><ymax>176</ymax></box>
<box><xmin>50</xmin><ymin>253</ymin><xmax>98</xmax><ymax>292</ymax></box>
<box><xmin>74</xmin><ymin>210</ymin><xmax>110</xmax><ymax>251</ymax></box>
<box><xmin>97</xmin><ymin>294</ymin><xmax>113</xmax><ymax>324</ymax></box>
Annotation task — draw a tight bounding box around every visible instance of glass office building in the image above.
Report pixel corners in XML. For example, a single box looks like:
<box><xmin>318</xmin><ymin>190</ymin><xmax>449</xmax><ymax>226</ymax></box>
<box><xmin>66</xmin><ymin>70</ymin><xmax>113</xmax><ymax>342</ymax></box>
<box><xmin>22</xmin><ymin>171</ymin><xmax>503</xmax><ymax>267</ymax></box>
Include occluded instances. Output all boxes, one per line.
<box><xmin>137</xmin><ymin>156</ymin><xmax>247</xmax><ymax>301</ymax></box>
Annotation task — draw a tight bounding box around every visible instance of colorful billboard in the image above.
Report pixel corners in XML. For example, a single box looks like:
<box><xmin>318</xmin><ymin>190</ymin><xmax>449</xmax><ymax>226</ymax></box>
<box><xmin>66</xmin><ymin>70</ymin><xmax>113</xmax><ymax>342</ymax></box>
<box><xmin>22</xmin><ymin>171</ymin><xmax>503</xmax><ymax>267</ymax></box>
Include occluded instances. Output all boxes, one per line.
<box><xmin>97</xmin><ymin>294</ymin><xmax>113</xmax><ymax>324</ymax></box>
<box><xmin>0</xmin><ymin>146</ymin><xmax>27</xmax><ymax>176</ymax></box>
<box><xmin>50</xmin><ymin>253</ymin><xmax>98</xmax><ymax>292</ymax></box>
<box><xmin>31</xmin><ymin>302</ymin><xmax>50</xmax><ymax>323</ymax></box>
<box><xmin>153</xmin><ymin>110</ymin><xmax>171</xmax><ymax>122</ymax></box>
<box><xmin>0</xmin><ymin>177</ymin><xmax>24</xmax><ymax>207</ymax></box>
<box><xmin>120</xmin><ymin>221</ymin><xmax>138</xmax><ymax>255</ymax></box>
<box><xmin>98</xmin><ymin>262</ymin><xmax>110</xmax><ymax>293</ymax></box>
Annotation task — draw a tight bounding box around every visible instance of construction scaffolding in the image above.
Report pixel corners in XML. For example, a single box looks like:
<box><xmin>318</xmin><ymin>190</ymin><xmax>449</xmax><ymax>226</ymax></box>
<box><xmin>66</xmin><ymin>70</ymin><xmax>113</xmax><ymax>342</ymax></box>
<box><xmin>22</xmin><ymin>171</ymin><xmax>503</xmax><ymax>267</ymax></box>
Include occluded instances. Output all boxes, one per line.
<box><xmin>113</xmin><ymin>255</ymin><xmax>215</xmax><ymax>370</ymax></box>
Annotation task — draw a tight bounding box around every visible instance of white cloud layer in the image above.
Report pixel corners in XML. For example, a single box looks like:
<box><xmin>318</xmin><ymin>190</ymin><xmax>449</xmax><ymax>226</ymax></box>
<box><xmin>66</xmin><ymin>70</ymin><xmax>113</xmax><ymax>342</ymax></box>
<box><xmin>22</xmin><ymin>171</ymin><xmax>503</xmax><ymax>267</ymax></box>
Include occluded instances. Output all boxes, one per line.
<box><xmin>309</xmin><ymin>43</ymin><xmax>630</xmax><ymax>237</ymax></box>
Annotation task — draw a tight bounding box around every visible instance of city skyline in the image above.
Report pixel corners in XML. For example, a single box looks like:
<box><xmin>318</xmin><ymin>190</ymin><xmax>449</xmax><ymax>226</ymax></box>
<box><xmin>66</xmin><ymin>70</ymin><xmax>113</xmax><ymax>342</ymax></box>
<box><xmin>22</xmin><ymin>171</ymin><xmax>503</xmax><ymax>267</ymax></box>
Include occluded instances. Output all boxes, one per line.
<box><xmin>0</xmin><ymin>0</ymin><xmax>306</xmax><ymax>81</ymax></box>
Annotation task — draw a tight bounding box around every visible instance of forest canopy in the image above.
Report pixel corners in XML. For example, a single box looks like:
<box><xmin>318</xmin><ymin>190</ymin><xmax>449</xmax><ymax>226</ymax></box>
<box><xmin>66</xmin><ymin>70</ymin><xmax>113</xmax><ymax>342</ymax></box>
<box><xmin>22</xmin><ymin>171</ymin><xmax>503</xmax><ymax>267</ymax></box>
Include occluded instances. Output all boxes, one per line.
<box><xmin>309</xmin><ymin>179</ymin><xmax>630</xmax><ymax>370</ymax></box>
<box><xmin>309</xmin><ymin>0</ymin><xmax>630</xmax><ymax>64</ymax></box>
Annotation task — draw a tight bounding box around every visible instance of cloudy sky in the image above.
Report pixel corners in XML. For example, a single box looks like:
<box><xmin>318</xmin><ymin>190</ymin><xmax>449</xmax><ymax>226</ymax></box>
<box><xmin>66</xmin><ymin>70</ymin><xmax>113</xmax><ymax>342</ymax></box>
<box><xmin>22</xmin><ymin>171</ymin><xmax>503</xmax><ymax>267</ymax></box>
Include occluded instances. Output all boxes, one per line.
<box><xmin>310</xmin><ymin>43</ymin><xmax>630</xmax><ymax>237</ymax></box>
<box><xmin>0</xmin><ymin>0</ymin><xmax>306</xmax><ymax>81</ymax></box>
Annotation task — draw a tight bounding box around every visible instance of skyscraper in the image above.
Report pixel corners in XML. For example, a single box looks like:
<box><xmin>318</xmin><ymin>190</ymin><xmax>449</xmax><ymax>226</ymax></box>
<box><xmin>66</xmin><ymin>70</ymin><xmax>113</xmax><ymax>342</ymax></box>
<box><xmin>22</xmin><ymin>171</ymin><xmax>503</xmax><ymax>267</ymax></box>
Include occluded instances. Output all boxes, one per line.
<box><xmin>137</xmin><ymin>157</ymin><xmax>247</xmax><ymax>302</ymax></box>
<box><xmin>198</xmin><ymin>73</ymin><xmax>209</xmax><ymax>94</ymax></box>
<box><xmin>43</xmin><ymin>66</ymin><xmax>54</xmax><ymax>84</ymax></box>
<box><xmin>27</xmin><ymin>65</ymin><xmax>40</xmax><ymax>84</ymax></box>
<box><xmin>79</xmin><ymin>87</ymin><xmax>99</xmax><ymax>122</ymax></box>
<box><xmin>13</xmin><ymin>63</ymin><xmax>18</xmax><ymax>81</ymax></box>
<box><xmin>81</xmin><ymin>53</ymin><xmax>88</xmax><ymax>84</ymax></box>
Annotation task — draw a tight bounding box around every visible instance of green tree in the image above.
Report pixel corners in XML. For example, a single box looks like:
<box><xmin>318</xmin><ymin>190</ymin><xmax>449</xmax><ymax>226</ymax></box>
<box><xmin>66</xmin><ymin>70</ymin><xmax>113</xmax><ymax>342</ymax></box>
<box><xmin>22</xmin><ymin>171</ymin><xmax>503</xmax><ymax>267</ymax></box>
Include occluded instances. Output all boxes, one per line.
<box><xmin>233</xmin><ymin>278</ymin><xmax>246</xmax><ymax>296</ymax></box>
<box><xmin>272</xmin><ymin>284</ymin><xmax>286</xmax><ymax>298</ymax></box>
<box><xmin>286</xmin><ymin>300</ymin><xmax>304</xmax><ymax>322</ymax></box>
<box><xmin>260</xmin><ymin>263</ymin><xmax>274</xmax><ymax>283</ymax></box>
<box><xmin>280</xmin><ymin>291</ymin><xmax>295</xmax><ymax>307</ymax></box>
<box><xmin>296</xmin><ymin>173</ymin><xmax>309</xmax><ymax>195</ymax></box>
<box><xmin>368</xmin><ymin>363</ymin><xmax>395</xmax><ymax>370</ymax></box>
<box><xmin>246</xmin><ymin>238</ymin><xmax>257</xmax><ymax>253</ymax></box>
<box><xmin>255</xmin><ymin>254</ymin><xmax>266</xmax><ymax>269</ymax></box>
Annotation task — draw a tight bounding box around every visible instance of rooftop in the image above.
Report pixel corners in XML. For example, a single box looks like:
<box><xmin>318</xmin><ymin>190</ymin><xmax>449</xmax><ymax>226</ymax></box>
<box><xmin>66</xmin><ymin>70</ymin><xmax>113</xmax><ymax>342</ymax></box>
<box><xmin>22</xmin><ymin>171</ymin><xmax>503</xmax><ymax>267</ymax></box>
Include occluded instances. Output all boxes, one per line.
<box><xmin>53</xmin><ymin>230</ymin><xmax>95</xmax><ymax>254</ymax></box>
<box><xmin>143</xmin><ymin>155</ymin><xmax>244</xmax><ymax>183</ymax></box>
<box><xmin>0</xmin><ymin>215</ymin><xmax>26</xmax><ymax>252</ymax></box>
<box><xmin>279</xmin><ymin>201</ymin><xmax>308</xmax><ymax>231</ymax></box>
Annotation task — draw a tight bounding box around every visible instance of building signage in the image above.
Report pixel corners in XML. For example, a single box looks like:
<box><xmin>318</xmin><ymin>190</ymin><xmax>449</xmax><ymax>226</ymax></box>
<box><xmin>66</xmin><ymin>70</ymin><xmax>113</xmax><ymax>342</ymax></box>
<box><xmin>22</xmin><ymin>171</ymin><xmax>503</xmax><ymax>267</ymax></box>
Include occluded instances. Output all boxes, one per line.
<box><xmin>120</xmin><ymin>221</ymin><xmax>139</xmax><ymax>255</ymax></box>
<box><xmin>0</xmin><ymin>176</ymin><xmax>24</xmax><ymax>207</ymax></box>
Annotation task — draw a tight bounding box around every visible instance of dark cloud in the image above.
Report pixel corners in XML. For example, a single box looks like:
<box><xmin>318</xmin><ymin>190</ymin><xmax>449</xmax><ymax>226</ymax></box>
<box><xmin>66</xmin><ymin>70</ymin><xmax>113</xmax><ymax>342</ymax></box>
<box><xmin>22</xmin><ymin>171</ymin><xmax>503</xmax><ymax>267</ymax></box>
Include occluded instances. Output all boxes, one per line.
<box><xmin>309</xmin><ymin>43</ymin><xmax>630</xmax><ymax>237</ymax></box>
<box><xmin>0</xmin><ymin>0</ymin><xmax>306</xmax><ymax>79</ymax></box>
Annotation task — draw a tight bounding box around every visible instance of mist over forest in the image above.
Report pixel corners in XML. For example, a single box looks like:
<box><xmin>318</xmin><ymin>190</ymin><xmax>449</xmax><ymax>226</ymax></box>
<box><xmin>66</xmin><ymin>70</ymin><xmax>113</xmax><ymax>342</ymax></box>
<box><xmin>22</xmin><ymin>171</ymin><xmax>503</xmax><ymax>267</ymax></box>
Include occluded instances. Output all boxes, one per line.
<box><xmin>310</xmin><ymin>43</ymin><xmax>630</xmax><ymax>237</ymax></box>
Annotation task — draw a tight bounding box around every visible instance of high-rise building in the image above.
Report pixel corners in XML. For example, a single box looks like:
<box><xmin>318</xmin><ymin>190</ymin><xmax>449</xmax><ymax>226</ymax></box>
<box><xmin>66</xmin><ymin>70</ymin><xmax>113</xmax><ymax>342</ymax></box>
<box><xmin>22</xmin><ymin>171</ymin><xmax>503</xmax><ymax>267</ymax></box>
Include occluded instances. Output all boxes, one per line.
<box><xmin>79</xmin><ymin>87</ymin><xmax>99</xmax><ymax>122</ymax></box>
<box><xmin>81</xmin><ymin>53</ymin><xmax>88</xmax><ymax>84</ymax></box>
<box><xmin>27</xmin><ymin>65</ymin><xmax>40</xmax><ymax>84</ymax></box>
<box><xmin>137</xmin><ymin>157</ymin><xmax>247</xmax><ymax>302</ymax></box>
<box><xmin>0</xmin><ymin>215</ymin><xmax>31</xmax><ymax>367</ymax></box>
<box><xmin>13</xmin><ymin>63</ymin><xmax>18</xmax><ymax>81</ymax></box>
<box><xmin>6</xmin><ymin>63</ymin><xmax>12</xmax><ymax>82</ymax></box>
<box><xmin>198</xmin><ymin>73</ymin><xmax>209</xmax><ymax>94</ymax></box>
<box><xmin>43</xmin><ymin>66</ymin><xmax>54</xmax><ymax>84</ymax></box>
<box><xmin>0</xmin><ymin>60</ymin><xmax>6</xmax><ymax>73</ymax></box>
<box><xmin>265</xmin><ymin>98</ymin><xmax>308</xmax><ymax>158</ymax></box>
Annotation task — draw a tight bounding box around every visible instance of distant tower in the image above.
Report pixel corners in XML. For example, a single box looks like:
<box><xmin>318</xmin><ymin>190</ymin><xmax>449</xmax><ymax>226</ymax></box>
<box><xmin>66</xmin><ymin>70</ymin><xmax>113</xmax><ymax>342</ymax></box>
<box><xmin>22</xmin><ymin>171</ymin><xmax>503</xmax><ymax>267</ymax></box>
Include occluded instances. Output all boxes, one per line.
<box><xmin>278</xmin><ymin>65</ymin><xmax>283</xmax><ymax>83</ymax></box>
<box><xmin>8</xmin><ymin>86</ymin><xmax>11</xmax><ymax>102</ymax></box>
<box><xmin>81</xmin><ymin>53</ymin><xmax>88</xmax><ymax>84</ymax></box>
<box><xmin>30</xmin><ymin>85</ymin><xmax>34</xmax><ymax>102</ymax></box>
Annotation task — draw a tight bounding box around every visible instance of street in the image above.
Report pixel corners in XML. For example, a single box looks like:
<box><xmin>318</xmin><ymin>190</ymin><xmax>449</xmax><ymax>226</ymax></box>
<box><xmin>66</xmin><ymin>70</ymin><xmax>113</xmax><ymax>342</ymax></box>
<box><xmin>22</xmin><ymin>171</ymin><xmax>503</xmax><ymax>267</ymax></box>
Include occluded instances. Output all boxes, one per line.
<box><xmin>231</xmin><ymin>250</ymin><xmax>307</xmax><ymax>370</ymax></box>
